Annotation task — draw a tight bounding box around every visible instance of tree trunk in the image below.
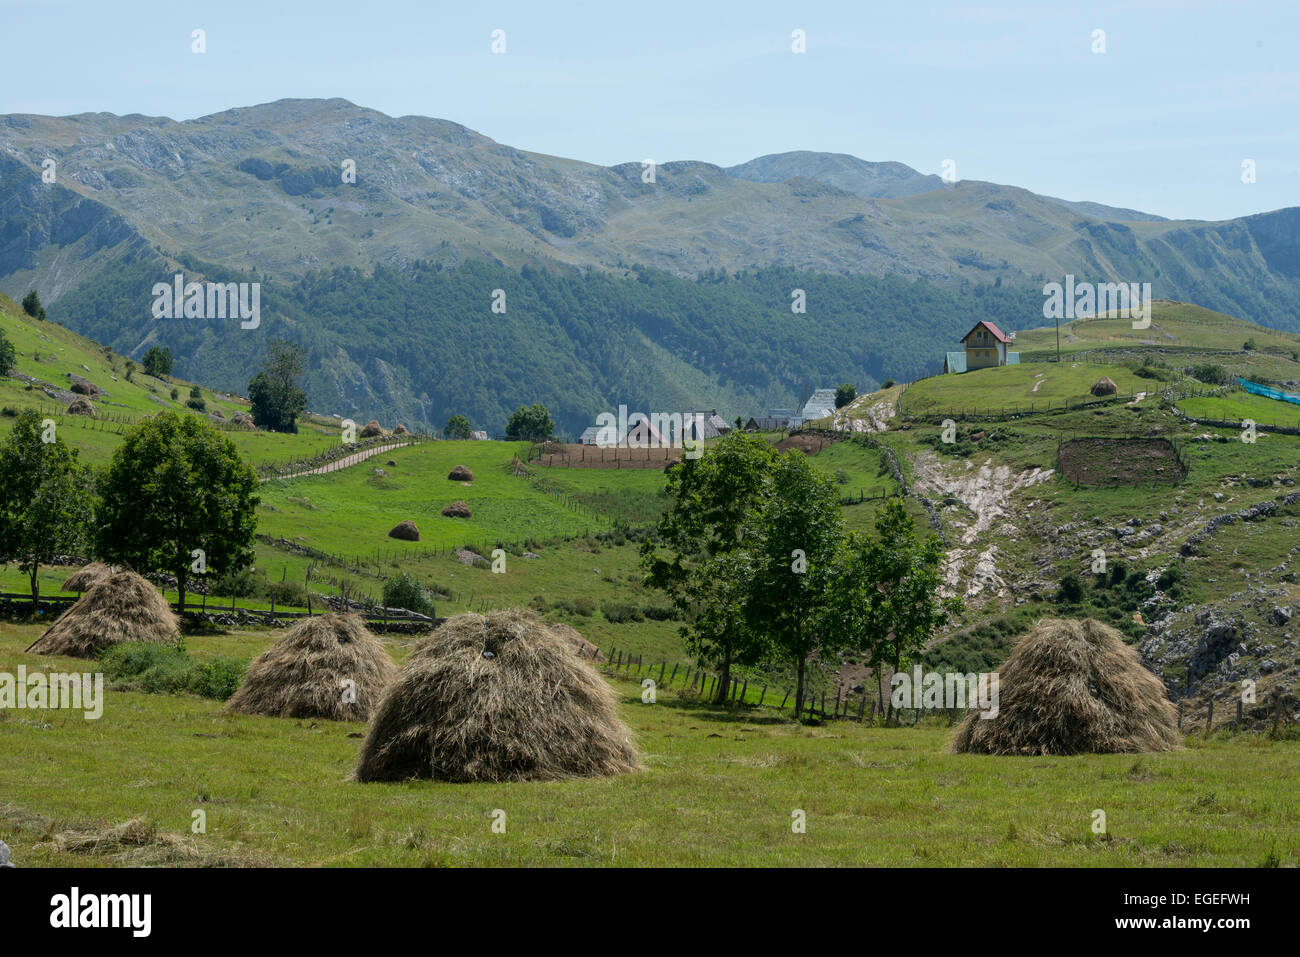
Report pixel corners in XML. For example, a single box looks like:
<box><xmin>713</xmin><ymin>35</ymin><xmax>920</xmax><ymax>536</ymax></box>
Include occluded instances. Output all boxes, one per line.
<box><xmin>714</xmin><ymin>648</ymin><xmax>732</xmax><ymax>704</ymax></box>
<box><xmin>28</xmin><ymin>563</ymin><xmax>40</xmax><ymax>612</ymax></box>
<box><xmin>794</xmin><ymin>656</ymin><xmax>806</xmax><ymax>719</ymax></box>
<box><xmin>176</xmin><ymin>573</ymin><xmax>187</xmax><ymax>617</ymax></box>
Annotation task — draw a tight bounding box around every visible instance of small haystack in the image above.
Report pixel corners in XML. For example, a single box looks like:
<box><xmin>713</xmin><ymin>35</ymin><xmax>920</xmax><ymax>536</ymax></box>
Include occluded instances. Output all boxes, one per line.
<box><xmin>66</xmin><ymin>396</ymin><xmax>96</xmax><ymax>417</ymax></box>
<box><xmin>355</xmin><ymin>610</ymin><xmax>639</xmax><ymax>782</ymax></box>
<box><xmin>359</xmin><ymin>420</ymin><xmax>385</xmax><ymax>438</ymax></box>
<box><xmin>70</xmin><ymin>379</ymin><xmax>99</xmax><ymax>396</ymax></box>
<box><xmin>1090</xmin><ymin>376</ymin><xmax>1119</xmax><ymax>397</ymax></box>
<box><xmin>388</xmin><ymin>519</ymin><xmax>420</xmax><ymax>541</ymax></box>
<box><xmin>62</xmin><ymin>561</ymin><xmax>114</xmax><ymax>593</ymax></box>
<box><xmin>227</xmin><ymin>614</ymin><xmax>397</xmax><ymax>721</ymax></box>
<box><xmin>950</xmin><ymin>618</ymin><xmax>1180</xmax><ymax>756</ymax></box>
<box><xmin>393</xmin><ymin>423</ymin><xmax>409</xmax><ymax>435</ymax></box>
<box><xmin>447</xmin><ymin>465</ymin><xmax>474</xmax><ymax>482</ymax></box>
<box><xmin>441</xmin><ymin>500</ymin><xmax>471</xmax><ymax>518</ymax></box>
<box><xmin>26</xmin><ymin>570</ymin><xmax>179</xmax><ymax>659</ymax></box>
<box><xmin>230</xmin><ymin>411</ymin><xmax>256</xmax><ymax>430</ymax></box>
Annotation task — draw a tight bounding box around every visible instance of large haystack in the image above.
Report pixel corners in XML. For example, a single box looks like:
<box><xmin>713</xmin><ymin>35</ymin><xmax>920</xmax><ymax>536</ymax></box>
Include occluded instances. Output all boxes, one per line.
<box><xmin>1090</xmin><ymin>376</ymin><xmax>1119</xmax><ymax>397</ymax></box>
<box><xmin>230</xmin><ymin>411</ymin><xmax>256</xmax><ymax>430</ymax></box>
<box><xmin>441</xmin><ymin>500</ymin><xmax>471</xmax><ymax>518</ymax></box>
<box><xmin>359</xmin><ymin>420</ymin><xmax>385</xmax><ymax>438</ymax></box>
<box><xmin>227</xmin><ymin>614</ymin><xmax>396</xmax><ymax>721</ymax></box>
<box><xmin>447</xmin><ymin>465</ymin><xmax>474</xmax><ymax>482</ymax></box>
<box><xmin>388</xmin><ymin>519</ymin><xmax>420</xmax><ymax>541</ymax></box>
<box><xmin>355</xmin><ymin>609</ymin><xmax>640</xmax><ymax>782</ymax></box>
<box><xmin>66</xmin><ymin>396</ymin><xmax>96</xmax><ymax>417</ymax></box>
<box><xmin>26</xmin><ymin>571</ymin><xmax>179</xmax><ymax>659</ymax></box>
<box><xmin>62</xmin><ymin>561</ymin><xmax>114</xmax><ymax>592</ymax></box>
<box><xmin>951</xmin><ymin>618</ymin><xmax>1180</xmax><ymax>756</ymax></box>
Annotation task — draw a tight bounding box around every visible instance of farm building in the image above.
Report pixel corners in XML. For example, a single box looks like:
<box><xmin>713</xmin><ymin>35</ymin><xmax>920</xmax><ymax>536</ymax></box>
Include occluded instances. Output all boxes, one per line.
<box><xmin>683</xmin><ymin>410</ymin><xmax>732</xmax><ymax>441</ymax></box>
<box><xmin>745</xmin><ymin>408</ymin><xmax>802</xmax><ymax>431</ymax></box>
<box><xmin>951</xmin><ymin>317</ymin><xmax>1019</xmax><ymax>369</ymax></box>
<box><xmin>949</xmin><ymin>320</ymin><xmax>1020</xmax><ymax>372</ymax></box>
<box><xmin>800</xmin><ymin>390</ymin><xmax>838</xmax><ymax>422</ymax></box>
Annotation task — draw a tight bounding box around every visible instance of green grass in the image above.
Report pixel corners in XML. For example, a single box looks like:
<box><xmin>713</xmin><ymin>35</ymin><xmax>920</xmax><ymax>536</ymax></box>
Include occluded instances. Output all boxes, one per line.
<box><xmin>2</xmin><ymin>619</ymin><xmax>1297</xmax><ymax>866</ymax></box>
<box><xmin>1179</xmin><ymin>390</ymin><xmax>1300</xmax><ymax>431</ymax></box>
<box><xmin>901</xmin><ymin>361</ymin><xmax>1153</xmax><ymax>415</ymax></box>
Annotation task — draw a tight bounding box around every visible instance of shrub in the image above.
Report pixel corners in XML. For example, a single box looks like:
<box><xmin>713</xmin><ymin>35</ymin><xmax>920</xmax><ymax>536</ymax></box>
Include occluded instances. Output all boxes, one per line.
<box><xmin>266</xmin><ymin>580</ymin><xmax>309</xmax><ymax>607</ymax></box>
<box><xmin>571</xmin><ymin>596</ymin><xmax>596</xmax><ymax>617</ymax></box>
<box><xmin>211</xmin><ymin>566</ymin><xmax>263</xmax><ymax>599</ymax></box>
<box><xmin>383</xmin><ymin>572</ymin><xmax>435</xmax><ymax>616</ymax></box>
<box><xmin>1188</xmin><ymin>363</ymin><xmax>1232</xmax><ymax>386</ymax></box>
<box><xmin>602</xmin><ymin>602</ymin><xmax>644</xmax><ymax>623</ymax></box>
<box><xmin>1058</xmin><ymin>572</ymin><xmax>1084</xmax><ymax>603</ymax></box>
<box><xmin>641</xmin><ymin>604</ymin><xmax>676</xmax><ymax>621</ymax></box>
<box><xmin>99</xmin><ymin>642</ymin><xmax>244</xmax><ymax>700</ymax></box>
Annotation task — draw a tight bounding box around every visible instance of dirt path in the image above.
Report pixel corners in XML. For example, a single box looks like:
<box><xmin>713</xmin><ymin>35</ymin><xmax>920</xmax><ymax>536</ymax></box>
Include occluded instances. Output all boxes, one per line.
<box><xmin>267</xmin><ymin>442</ymin><xmax>411</xmax><ymax>482</ymax></box>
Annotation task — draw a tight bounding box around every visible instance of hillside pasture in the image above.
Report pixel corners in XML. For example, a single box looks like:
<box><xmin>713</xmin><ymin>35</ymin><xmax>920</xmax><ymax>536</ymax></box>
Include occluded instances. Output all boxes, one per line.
<box><xmin>900</xmin><ymin>362</ymin><xmax>1149</xmax><ymax>416</ymax></box>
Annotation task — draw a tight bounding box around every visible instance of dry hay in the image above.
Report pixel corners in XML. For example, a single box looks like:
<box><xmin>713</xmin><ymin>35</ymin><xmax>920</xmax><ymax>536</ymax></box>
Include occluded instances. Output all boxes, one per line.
<box><xmin>388</xmin><ymin>519</ymin><xmax>420</xmax><ymax>541</ymax></box>
<box><xmin>209</xmin><ymin>408</ymin><xmax>226</xmax><ymax>420</ymax></box>
<box><xmin>35</xmin><ymin>817</ymin><xmax>261</xmax><ymax>867</ymax></box>
<box><xmin>950</xmin><ymin>618</ymin><xmax>1181</xmax><ymax>755</ymax></box>
<box><xmin>393</xmin><ymin>423</ymin><xmax>409</xmax><ymax>435</ymax></box>
<box><xmin>1090</xmin><ymin>376</ymin><xmax>1119</xmax><ymax>396</ymax></box>
<box><xmin>441</xmin><ymin>500</ymin><xmax>472</xmax><ymax>518</ymax></box>
<box><xmin>447</xmin><ymin>465</ymin><xmax>474</xmax><ymax>482</ymax></box>
<box><xmin>359</xmin><ymin>419</ymin><xmax>385</xmax><ymax>438</ymax></box>
<box><xmin>230</xmin><ymin>411</ymin><xmax>256</xmax><ymax>430</ymax></box>
<box><xmin>355</xmin><ymin>609</ymin><xmax>640</xmax><ymax>782</ymax></box>
<box><xmin>227</xmin><ymin>614</ymin><xmax>397</xmax><ymax>721</ymax></box>
<box><xmin>26</xmin><ymin>570</ymin><xmax>179</xmax><ymax>659</ymax></box>
<box><xmin>549</xmin><ymin>621</ymin><xmax>605</xmax><ymax>661</ymax></box>
<box><xmin>66</xmin><ymin>396</ymin><xmax>96</xmax><ymax>417</ymax></box>
<box><xmin>69</xmin><ymin>378</ymin><xmax>98</xmax><ymax>396</ymax></box>
<box><xmin>62</xmin><ymin>561</ymin><xmax>113</xmax><ymax>592</ymax></box>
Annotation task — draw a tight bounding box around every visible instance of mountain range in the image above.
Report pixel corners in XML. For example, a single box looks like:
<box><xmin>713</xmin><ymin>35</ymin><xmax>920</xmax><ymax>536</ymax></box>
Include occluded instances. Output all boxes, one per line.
<box><xmin>2</xmin><ymin>97</ymin><xmax>1298</xmax><ymax>431</ymax></box>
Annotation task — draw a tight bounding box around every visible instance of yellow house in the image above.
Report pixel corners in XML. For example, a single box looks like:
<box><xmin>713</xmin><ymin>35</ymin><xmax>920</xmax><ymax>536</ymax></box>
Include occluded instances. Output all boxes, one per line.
<box><xmin>960</xmin><ymin>320</ymin><xmax>1014</xmax><ymax>370</ymax></box>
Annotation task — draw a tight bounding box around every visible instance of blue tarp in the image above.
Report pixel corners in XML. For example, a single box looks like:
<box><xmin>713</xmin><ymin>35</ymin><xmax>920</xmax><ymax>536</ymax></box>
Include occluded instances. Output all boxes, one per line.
<box><xmin>1239</xmin><ymin>378</ymin><xmax>1300</xmax><ymax>407</ymax></box>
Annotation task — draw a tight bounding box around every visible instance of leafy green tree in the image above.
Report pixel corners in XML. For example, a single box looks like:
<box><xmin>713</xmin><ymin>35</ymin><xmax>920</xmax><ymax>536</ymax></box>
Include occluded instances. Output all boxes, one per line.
<box><xmin>741</xmin><ymin>450</ymin><xmax>847</xmax><ymax>717</ymax></box>
<box><xmin>0</xmin><ymin>412</ymin><xmax>94</xmax><ymax>608</ymax></box>
<box><xmin>21</xmin><ymin>290</ymin><xmax>45</xmax><ymax>320</ymax></box>
<box><xmin>642</xmin><ymin>432</ymin><xmax>777</xmax><ymax>702</ymax></box>
<box><xmin>0</xmin><ymin>329</ymin><xmax>15</xmax><ymax>378</ymax></box>
<box><xmin>505</xmin><ymin>403</ymin><xmax>555</xmax><ymax>442</ymax></box>
<box><xmin>96</xmin><ymin>412</ymin><xmax>259</xmax><ymax>612</ymax></box>
<box><xmin>185</xmin><ymin>384</ymin><xmax>206</xmax><ymax>412</ymax></box>
<box><xmin>444</xmin><ymin>414</ymin><xmax>472</xmax><ymax>440</ymax></box>
<box><xmin>835</xmin><ymin>383</ymin><xmax>857</xmax><ymax>408</ymax></box>
<box><xmin>383</xmin><ymin>572</ymin><xmax>435</xmax><ymax>616</ymax></box>
<box><xmin>838</xmin><ymin>498</ymin><xmax>959</xmax><ymax>722</ymax></box>
<box><xmin>248</xmin><ymin>340</ymin><xmax>308</xmax><ymax>433</ymax></box>
<box><xmin>143</xmin><ymin>346</ymin><xmax>173</xmax><ymax>378</ymax></box>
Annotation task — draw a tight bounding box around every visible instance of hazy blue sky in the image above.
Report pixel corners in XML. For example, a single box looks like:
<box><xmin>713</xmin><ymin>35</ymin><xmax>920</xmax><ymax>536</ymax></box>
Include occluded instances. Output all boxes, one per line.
<box><xmin>3</xmin><ymin>0</ymin><xmax>1296</xmax><ymax>221</ymax></box>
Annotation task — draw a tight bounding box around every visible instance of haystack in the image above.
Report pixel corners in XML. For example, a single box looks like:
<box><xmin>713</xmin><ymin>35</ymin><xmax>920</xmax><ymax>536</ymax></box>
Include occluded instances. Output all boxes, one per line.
<box><xmin>355</xmin><ymin>609</ymin><xmax>639</xmax><ymax>782</ymax></box>
<box><xmin>1090</xmin><ymin>376</ymin><xmax>1119</xmax><ymax>397</ymax></box>
<box><xmin>62</xmin><ymin>561</ymin><xmax>113</xmax><ymax>592</ymax></box>
<box><xmin>66</xmin><ymin>396</ymin><xmax>96</xmax><ymax>417</ymax></box>
<box><xmin>447</xmin><ymin>465</ymin><xmax>474</xmax><ymax>482</ymax></box>
<box><xmin>359</xmin><ymin>420</ymin><xmax>384</xmax><ymax>438</ymax></box>
<box><xmin>393</xmin><ymin>423</ymin><xmax>409</xmax><ymax>435</ymax></box>
<box><xmin>230</xmin><ymin>411</ymin><xmax>256</xmax><ymax>430</ymax></box>
<box><xmin>441</xmin><ymin>500</ymin><xmax>472</xmax><ymax>518</ymax></box>
<box><xmin>950</xmin><ymin>618</ymin><xmax>1180</xmax><ymax>755</ymax></box>
<box><xmin>26</xmin><ymin>570</ymin><xmax>179</xmax><ymax>659</ymax></box>
<box><xmin>227</xmin><ymin>614</ymin><xmax>397</xmax><ymax>721</ymax></box>
<box><xmin>70</xmin><ymin>379</ymin><xmax>98</xmax><ymax>396</ymax></box>
<box><xmin>388</xmin><ymin>519</ymin><xmax>420</xmax><ymax>541</ymax></box>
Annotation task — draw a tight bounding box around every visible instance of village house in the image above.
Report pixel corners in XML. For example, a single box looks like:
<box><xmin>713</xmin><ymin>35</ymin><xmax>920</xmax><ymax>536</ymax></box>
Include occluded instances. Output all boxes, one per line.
<box><xmin>945</xmin><ymin>320</ymin><xmax>1020</xmax><ymax>374</ymax></box>
<box><xmin>800</xmin><ymin>389</ymin><xmax>839</xmax><ymax>423</ymax></box>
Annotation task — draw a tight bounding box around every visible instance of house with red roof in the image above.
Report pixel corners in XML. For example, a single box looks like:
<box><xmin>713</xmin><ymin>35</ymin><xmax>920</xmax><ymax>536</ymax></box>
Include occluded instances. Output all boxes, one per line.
<box><xmin>946</xmin><ymin>320</ymin><xmax>1019</xmax><ymax>373</ymax></box>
